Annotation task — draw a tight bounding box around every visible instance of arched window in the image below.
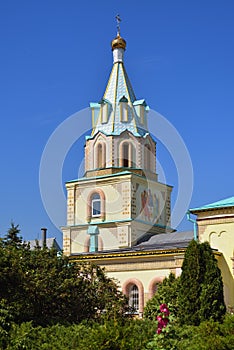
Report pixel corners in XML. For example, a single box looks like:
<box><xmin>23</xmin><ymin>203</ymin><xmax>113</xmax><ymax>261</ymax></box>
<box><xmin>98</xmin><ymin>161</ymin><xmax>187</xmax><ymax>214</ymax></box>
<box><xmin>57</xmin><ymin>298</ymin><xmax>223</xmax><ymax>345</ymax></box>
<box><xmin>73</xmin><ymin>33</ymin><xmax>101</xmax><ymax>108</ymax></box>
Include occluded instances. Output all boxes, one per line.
<box><xmin>148</xmin><ymin>277</ymin><xmax>164</xmax><ymax>299</ymax></box>
<box><xmin>123</xmin><ymin>143</ymin><xmax>129</xmax><ymax>167</ymax></box>
<box><xmin>129</xmin><ymin>284</ymin><xmax>139</xmax><ymax>312</ymax></box>
<box><xmin>119</xmin><ymin>96</ymin><xmax>129</xmax><ymax>122</ymax></box>
<box><xmin>122</xmin><ymin>279</ymin><xmax>144</xmax><ymax>315</ymax></box>
<box><xmin>120</xmin><ymin>142</ymin><xmax>135</xmax><ymax>168</ymax></box>
<box><xmin>97</xmin><ymin>144</ymin><xmax>103</xmax><ymax>168</ymax></box>
<box><xmin>121</xmin><ymin>103</ymin><xmax>128</xmax><ymax>122</ymax></box>
<box><xmin>96</xmin><ymin>142</ymin><xmax>106</xmax><ymax>169</ymax></box>
<box><xmin>91</xmin><ymin>193</ymin><xmax>101</xmax><ymax>217</ymax></box>
<box><xmin>144</xmin><ymin>144</ymin><xmax>151</xmax><ymax>170</ymax></box>
<box><xmin>87</xmin><ymin>190</ymin><xmax>106</xmax><ymax>222</ymax></box>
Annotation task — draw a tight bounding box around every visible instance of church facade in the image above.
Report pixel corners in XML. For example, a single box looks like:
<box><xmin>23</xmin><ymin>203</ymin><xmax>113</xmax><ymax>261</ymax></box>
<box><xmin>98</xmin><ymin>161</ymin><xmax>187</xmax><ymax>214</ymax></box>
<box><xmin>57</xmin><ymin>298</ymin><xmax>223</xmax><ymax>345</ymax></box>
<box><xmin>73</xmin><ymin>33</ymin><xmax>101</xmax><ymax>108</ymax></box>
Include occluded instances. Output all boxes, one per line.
<box><xmin>61</xmin><ymin>29</ymin><xmax>234</xmax><ymax>314</ymax></box>
<box><xmin>190</xmin><ymin>198</ymin><xmax>234</xmax><ymax>311</ymax></box>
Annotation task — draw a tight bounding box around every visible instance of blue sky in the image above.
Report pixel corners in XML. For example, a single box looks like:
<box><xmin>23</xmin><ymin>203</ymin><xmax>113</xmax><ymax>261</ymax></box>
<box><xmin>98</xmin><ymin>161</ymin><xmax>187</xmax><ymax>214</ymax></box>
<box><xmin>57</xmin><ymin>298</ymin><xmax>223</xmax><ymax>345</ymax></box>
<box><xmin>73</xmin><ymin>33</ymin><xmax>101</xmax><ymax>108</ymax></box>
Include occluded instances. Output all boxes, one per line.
<box><xmin>0</xmin><ymin>1</ymin><xmax>233</xmax><ymax>246</ymax></box>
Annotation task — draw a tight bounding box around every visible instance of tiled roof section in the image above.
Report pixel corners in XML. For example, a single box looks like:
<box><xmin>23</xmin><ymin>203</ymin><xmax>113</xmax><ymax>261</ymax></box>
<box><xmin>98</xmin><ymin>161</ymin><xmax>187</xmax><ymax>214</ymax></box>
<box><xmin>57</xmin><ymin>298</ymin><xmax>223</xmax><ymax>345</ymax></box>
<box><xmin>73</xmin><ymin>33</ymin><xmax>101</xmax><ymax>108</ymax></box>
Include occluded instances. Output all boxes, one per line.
<box><xmin>136</xmin><ymin>231</ymin><xmax>194</xmax><ymax>250</ymax></box>
<box><xmin>74</xmin><ymin>231</ymin><xmax>193</xmax><ymax>256</ymax></box>
<box><xmin>104</xmin><ymin>62</ymin><xmax>136</xmax><ymax>104</ymax></box>
<box><xmin>27</xmin><ymin>238</ymin><xmax>61</xmax><ymax>251</ymax></box>
<box><xmin>190</xmin><ymin>197</ymin><xmax>234</xmax><ymax>212</ymax></box>
<box><xmin>90</xmin><ymin>61</ymin><xmax>149</xmax><ymax>138</ymax></box>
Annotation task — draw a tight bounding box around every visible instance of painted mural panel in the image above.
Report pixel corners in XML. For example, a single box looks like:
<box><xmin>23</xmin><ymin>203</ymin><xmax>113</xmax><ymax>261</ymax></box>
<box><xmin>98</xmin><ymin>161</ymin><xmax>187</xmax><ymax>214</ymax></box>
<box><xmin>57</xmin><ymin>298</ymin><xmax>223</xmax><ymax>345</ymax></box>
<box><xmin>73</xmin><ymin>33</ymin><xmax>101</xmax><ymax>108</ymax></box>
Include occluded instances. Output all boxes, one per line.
<box><xmin>135</xmin><ymin>182</ymin><xmax>167</xmax><ymax>226</ymax></box>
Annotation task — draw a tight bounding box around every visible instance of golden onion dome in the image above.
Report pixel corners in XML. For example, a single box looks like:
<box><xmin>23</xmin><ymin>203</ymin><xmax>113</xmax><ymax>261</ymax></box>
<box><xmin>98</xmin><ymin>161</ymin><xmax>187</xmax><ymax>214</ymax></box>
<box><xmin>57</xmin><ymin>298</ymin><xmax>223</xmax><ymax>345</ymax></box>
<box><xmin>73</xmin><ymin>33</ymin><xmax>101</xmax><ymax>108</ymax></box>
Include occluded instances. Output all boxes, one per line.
<box><xmin>111</xmin><ymin>34</ymin><xmax>126</xmax><ymax>51</ymax></box>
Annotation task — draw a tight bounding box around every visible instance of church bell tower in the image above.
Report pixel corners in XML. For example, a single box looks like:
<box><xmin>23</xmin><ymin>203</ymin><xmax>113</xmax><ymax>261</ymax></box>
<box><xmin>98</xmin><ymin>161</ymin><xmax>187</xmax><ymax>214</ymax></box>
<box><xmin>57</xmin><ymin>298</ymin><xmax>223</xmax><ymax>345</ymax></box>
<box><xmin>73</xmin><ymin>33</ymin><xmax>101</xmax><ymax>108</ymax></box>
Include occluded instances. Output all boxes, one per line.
<box><xmin>62</xmin><ymin>24</ymin><xmax>173</xmax><ymax>256</ymax></box>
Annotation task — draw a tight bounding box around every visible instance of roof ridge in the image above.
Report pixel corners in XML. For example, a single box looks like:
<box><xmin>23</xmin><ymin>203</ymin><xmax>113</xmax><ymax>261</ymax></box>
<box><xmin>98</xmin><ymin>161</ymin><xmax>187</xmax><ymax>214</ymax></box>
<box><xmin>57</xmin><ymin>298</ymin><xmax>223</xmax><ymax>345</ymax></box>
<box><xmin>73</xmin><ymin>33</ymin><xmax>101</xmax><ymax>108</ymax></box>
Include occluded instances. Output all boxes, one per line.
<box><xmin>190</xmin><ymin>196</ymin><xmax>234</xmax><ymax>212</ymax></box>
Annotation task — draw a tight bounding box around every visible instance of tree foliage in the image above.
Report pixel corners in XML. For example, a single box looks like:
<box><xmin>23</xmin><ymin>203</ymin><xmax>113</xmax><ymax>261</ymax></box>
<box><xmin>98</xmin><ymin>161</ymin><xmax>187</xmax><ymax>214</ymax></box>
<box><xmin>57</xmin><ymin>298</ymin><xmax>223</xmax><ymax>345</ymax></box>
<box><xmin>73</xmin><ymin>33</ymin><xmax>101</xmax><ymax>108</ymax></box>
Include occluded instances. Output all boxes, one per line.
<box><xmin>145</xmin><ymin>314</ymin><xmax>234</xmax><ymax>350</ymax></box>
<box><xmin>178</xmin><ymin>240</ymin><xmax>226</xmax><ymax>325</ymax></box>
<box><xmin>3</xmin><ymin>222</ymin><xmax>22</xmax><ymax>247</ymax></box>
<box><xmin>1</xmin><ymin>315</ymin><xmax>233</xmax><ymax>350</ymax></box>
<box><xmin>0</xmin><ymin>224</ymin><xmax>127</xmax><ymax>326</ymax></box>
<box><xmin>144</xmin><ymin>273</ymin><xmax>180</xmax><ymax>320</ymax></box>
<box><xmin>145</xmin><ymin>240</ymin><xmax>226</xmax><ymax>327</ymax></box>
<box><xmin>177</xmin><ymin>239</ymin><xmax>202</xmax><ymax>325</ymax></box>
<box><xmin>2</xmin><ymin>319</ymin><xmax>156</xmax><ymax>350</ymax></box>
<box><xmin>199</xmin><ymin>241</ymin><xmax>226</xmax><ymax>322</ymax></box>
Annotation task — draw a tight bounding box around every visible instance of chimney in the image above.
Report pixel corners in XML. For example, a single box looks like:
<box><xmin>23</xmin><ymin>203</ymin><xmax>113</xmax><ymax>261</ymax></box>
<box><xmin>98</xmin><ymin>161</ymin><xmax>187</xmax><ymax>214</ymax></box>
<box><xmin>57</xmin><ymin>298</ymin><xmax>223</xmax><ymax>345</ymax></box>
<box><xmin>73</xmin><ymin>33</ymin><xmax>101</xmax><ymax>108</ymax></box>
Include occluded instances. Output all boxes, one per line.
<box><xmin>41</xmin><ymin>227</ymin><xmax>47</xmax><ymax>248</ymax></box>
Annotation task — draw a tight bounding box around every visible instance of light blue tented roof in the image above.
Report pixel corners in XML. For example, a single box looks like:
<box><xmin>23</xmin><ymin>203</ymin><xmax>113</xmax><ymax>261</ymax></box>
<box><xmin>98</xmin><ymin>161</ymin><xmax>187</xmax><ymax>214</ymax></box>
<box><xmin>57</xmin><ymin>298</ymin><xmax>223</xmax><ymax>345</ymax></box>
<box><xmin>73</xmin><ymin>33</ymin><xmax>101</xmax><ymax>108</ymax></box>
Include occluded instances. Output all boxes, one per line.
<box><xmin>90</xmin><ymin>46</ymin><xmax>149</xmax><ymax>138</ymax></box>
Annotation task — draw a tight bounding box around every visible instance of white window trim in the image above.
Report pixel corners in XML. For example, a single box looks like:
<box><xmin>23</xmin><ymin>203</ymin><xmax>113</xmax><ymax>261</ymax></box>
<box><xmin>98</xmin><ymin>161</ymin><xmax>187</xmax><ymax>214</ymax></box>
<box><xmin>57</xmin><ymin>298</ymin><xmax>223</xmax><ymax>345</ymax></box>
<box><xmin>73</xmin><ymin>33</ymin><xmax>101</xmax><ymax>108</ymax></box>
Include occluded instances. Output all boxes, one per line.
<box><xmin>92</xmin><ymin>198</ymin><xmax>101</xmax><ymax>217</ymax></box>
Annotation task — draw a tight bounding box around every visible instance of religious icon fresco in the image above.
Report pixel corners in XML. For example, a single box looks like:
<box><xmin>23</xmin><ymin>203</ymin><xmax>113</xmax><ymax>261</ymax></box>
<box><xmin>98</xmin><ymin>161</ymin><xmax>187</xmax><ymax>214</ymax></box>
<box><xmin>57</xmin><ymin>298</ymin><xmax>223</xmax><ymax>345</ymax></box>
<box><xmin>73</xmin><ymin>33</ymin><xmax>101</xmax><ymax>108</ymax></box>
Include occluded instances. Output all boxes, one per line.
<box><xmin>137</xmin><ymin>185</ymin><xmax>166</xmax><ymax>225</ymax></box>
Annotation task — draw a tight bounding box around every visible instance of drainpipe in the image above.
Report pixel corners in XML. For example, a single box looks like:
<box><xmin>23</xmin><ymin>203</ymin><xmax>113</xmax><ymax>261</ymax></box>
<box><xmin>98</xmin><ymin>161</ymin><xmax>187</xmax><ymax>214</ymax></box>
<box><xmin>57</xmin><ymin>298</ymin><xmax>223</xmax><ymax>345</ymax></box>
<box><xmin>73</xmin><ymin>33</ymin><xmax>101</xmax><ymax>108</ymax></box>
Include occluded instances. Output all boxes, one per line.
<box><xmin>186</xmin><ymin>211</ymin><xmax>198</xmax><ymax>241</ymax></box>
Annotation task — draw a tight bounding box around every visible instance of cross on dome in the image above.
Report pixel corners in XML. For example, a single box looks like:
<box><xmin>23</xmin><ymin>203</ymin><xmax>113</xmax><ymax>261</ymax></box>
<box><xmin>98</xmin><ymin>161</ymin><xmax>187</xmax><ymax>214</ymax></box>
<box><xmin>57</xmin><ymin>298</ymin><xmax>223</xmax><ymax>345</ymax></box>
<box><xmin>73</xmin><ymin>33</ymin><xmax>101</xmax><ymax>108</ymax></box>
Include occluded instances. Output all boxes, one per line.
<box><xmin>116</xmin><ymin>14</ymin><xmax>121</xmax><ymax>35</ymax></box>
<box><xmin>112</xmin><ymin>15</ymin><xmax>126</xmax><ymax>52</ymax></box>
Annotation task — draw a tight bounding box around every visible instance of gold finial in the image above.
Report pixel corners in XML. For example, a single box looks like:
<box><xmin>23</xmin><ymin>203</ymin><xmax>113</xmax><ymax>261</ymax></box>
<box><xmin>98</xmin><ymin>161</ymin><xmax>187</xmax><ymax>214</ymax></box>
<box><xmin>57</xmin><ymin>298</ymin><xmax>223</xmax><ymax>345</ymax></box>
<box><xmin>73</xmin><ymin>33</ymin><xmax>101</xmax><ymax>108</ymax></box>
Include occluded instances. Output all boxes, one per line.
<box><xmin>111</xmin><ymin>14</ymin><xmax>126</xmax><ymax>51</ymax></box>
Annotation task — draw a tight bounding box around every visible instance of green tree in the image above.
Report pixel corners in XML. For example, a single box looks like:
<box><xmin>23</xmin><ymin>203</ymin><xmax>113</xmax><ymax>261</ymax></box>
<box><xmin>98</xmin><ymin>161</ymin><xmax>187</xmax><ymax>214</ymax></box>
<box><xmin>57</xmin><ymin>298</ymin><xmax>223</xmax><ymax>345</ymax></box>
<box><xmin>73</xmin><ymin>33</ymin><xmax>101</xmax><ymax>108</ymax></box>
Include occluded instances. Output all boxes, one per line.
<box><xmin>144</xmin><ymin>273</ymin><xmax>179</xmax><ymax>320</ymax></box>
<box><xmin>177</xmin><ymin>240</ymin><xmax>202</xmax><ymax>325</ymax></box>
<box><xmin>199</xmin><ymin>241</ymin><xmax>226</xmax><ymax>321</ymax></box>
<box><xmin>178</xmin><ymin>240</ymin><xmax>226</xmax><ymax>326</ymax></box>
<box><xmin>3</xmin><ymin>222</ymin><xmax>22</xmax><ymax>247</ymax></box>
<box><xmin>0</xmin><ymin>300</ymin><xmax>14</xmax><ymax>349</ymax></box>
<box><xmin>145</xmin><ymin>240</ymin><xmax>226</xmax><ymax>327</ymax></box>
<box><xmin>0</xmin><ymin>225</ymin><xmax>127</xmax><ymax>326</ymax></box>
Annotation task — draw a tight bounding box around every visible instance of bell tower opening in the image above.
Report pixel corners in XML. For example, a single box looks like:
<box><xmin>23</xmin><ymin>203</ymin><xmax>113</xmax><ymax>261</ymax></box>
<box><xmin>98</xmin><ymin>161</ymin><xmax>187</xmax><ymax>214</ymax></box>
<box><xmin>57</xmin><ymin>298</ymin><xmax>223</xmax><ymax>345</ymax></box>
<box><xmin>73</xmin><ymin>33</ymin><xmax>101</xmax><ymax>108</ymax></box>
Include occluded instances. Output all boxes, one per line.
<box><xmin>144</xmin><ymin>144</ymin><xmax>151</xmax><ymax>171</ymax></box>
<box><xmin>96</xmin><ymin>143</ymin><xmax>106</xmax><ymax>169</ymax></box>
<box><xmin>123</xmin><ymin>143</ymin><xmax>129</xmax><ymax>167</ymax></box>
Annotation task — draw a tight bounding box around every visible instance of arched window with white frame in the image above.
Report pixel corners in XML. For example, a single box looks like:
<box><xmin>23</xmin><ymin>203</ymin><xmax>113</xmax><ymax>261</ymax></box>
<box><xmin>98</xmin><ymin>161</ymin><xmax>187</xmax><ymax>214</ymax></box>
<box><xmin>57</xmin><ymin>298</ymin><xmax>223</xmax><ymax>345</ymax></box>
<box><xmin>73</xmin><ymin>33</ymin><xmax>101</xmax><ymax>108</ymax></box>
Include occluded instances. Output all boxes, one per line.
<box><xmin>87</xmin><ymin>190</ymin><xmax>106</xmax><ymax>222</ymax></box>
<box><xmin>91</xmin><ymin>193</ymin><xmax>101</xmax><ymax>217</ymax></box>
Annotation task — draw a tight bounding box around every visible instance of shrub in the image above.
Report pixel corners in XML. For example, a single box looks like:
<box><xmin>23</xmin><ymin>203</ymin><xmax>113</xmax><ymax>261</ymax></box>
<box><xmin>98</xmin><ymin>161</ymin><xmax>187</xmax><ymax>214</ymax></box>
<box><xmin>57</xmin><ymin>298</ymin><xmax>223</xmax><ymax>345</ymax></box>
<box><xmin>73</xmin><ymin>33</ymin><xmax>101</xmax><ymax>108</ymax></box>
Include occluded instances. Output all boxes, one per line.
<box><xmin>144</xmin><ymin>273</ymin><xmax>179</xmax><ymax>320</ymax></box>
<box><xmin>145</xmin><ymin>314</ymin><xmax>234</xmax><ymax>350</ymax></box>
<box><xmin>6</xmin><ymin>319</ymin><xmax>156</xmax><ymax>350</ymax></box>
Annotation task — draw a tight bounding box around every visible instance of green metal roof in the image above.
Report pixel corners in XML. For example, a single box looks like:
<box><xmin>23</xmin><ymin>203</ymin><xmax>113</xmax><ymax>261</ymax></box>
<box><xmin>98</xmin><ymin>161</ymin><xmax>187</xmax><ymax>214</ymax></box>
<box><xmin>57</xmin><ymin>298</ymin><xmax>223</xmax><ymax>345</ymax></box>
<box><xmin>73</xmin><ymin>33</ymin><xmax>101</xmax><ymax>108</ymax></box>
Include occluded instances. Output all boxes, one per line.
<box><xmin>190</xmin><ymin>196</ymin><xmax>234</xmax><ymax>212</ymax></box>
<box><xmin>66</xmin><ymin>168</ymin><xmax>173</xmax><ymax>188</ymax></box>
<box><xmin>133</xmin><ymin>99</ymin><xmax>147</xmax><ymax>106</ymax></box>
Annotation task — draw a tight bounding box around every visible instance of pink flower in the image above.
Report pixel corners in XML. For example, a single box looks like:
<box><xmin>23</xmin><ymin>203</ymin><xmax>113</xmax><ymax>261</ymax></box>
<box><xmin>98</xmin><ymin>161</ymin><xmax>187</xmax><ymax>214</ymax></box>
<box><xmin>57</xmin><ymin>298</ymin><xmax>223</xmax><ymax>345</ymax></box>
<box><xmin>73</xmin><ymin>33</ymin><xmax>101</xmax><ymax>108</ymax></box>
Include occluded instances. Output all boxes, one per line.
<box><xmin>157</xmin><ymin>327</ymin><xmax>162</xmax><ymax>334</ymax></box>
<box><xmin>159</xmin><ymin>303</ymin><xmax>168</xmax><ymax>312</ymax></box>
<box><xmin>163</xmin><ymin>309</ymin><xmax>170</xmax><ymax>316</ymax></box>
<box><xmin>159</xmin><ymin>303</ymin><xmax>170</xmax><ymax>316</ymax></box>
<box><xmin>159</xmin><ymin>303</ymin><xmax>167</xmax><ymax>311</ymax></box>
<box><xmin>157</xmin><ymin>320</ymin><xmax>163</xmax><ymax>328</ymax></box>
<box><xmin>156</xmin><ymin>304</ymin><xmax>170</xmax><ymax>335</ymax></box>
<box><xmin>161</xmin><ymin>318</ymin><xmax>169</xmax><ymax>328</ymax></box>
